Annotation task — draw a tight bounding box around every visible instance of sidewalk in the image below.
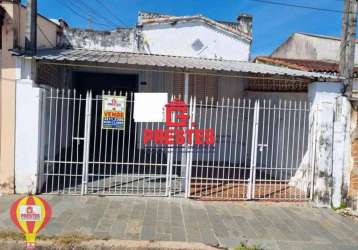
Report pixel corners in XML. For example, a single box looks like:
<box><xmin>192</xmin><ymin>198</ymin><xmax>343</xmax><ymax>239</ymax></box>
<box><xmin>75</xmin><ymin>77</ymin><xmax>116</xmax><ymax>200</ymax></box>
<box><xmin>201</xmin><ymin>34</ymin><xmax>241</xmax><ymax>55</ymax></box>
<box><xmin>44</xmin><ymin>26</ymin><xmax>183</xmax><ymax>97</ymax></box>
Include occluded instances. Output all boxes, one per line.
<box><xmin>1</xmin><ymin>195</ymin><xmax>358</xmax><ymax>249</ymax></box>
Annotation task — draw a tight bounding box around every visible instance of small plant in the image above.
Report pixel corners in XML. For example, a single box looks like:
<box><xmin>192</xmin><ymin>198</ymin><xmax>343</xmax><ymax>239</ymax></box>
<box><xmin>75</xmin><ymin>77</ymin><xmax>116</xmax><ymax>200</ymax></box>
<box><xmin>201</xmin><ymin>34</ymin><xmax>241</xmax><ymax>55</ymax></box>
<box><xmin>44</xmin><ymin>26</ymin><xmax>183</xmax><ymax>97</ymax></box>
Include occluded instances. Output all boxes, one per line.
<box><xmin>234</xmin><ymin>242</ymin><xmax>263</xmax><ymax>250</ymax></box>
<box><xmin>333</xmin><ymin>202</ymin><xmax>348</xmax><ymax>210</ymax></box>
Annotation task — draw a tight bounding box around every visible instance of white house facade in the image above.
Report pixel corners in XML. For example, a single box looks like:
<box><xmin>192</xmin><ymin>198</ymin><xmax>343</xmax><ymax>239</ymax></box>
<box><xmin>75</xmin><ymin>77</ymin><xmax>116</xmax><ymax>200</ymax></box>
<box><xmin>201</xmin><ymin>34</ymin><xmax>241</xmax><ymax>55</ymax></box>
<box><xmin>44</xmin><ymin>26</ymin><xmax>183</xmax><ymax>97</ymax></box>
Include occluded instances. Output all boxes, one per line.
<box><xmin>138</xmin><ymin>12</ymin><xmax>252</xmax><ymax>61</ymax></box>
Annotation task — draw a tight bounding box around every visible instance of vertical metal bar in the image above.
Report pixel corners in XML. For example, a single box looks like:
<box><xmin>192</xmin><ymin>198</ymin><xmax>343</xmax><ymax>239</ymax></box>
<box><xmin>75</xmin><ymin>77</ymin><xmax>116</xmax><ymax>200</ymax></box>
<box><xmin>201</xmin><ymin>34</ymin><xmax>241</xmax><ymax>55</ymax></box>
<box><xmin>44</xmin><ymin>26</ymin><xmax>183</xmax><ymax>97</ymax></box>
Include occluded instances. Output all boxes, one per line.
<box><xmin>130</xmin><ymin>93</ymin><xmax>139</xmax><ymax>195</ymax></box>
<box><xmin>221</xmin><ymin>98</ymin><xmax>230</xmax><ymax>198</ymax></box>
<box><xmin>233</xmin><ymin>98</ymin><xmax>240</xmax><ymax>199</ymax></box>
<box><xmin>108</xmin><ymin>91</ymin><xmax>117</xmax><ymax>194</ymax></box>
<box><xmin>199</xmin><ymin>97</ymin><xmax>208</xmax><ymax>198</ymax></box>
<box><xmin>127</xmin><ymin>92</ymin><xmax>134</xmax><ymax>194</ymax></box>
<box><xmin>185</xmin><ymin>97</ymin><xmax>195</xmax><ymax>198</ymax></box>
<box><xmin>120</xmin><ymin>92</ymin><xmax>127</xmax><ymax>194</ymax></box>
<box><xmin>69</xmin><ymin>89</ymin><xmax>76</xmax><ymax>194</ymax></box>
<box><xmin>243</xmin><ymin>99</ymin><xmax>251</xmax><ymax>199</ymax></box>
<box><xmin>166</xmin><ymin>95</ymin><xmax>174</xmax><ymax>197</ymax></box>
<box><xmin>45</xmin><ymin>89</ymin><xmax>53</xmax><ymax>193</ymax></box>
<box><xmin>295</xmin><ymin>100</ymin><xmax>302</xmax><ymax>199</ymax></box>
<box><xmin>57</xmin><ymin>89</ymin><xmax>65</xmax><ymax>193</ymax></box>
<box><xmin>279</xmin><ymin>100</ymin><xmax>287</xmax><ymax>199</ymax></box>
<box><xmin>268</xmin><ymin>101</ymin><xmax>276</xmax><ymax>199</ymax></box>
<box><xmin>215</xmin><ymin>98</ymin><xmax>225</xmax><ymax>199</ymax></box>
<box><xmin>291</xmin><ymin>101</ymin><xmax>297</xmax><ymax>200</ymax></box>
<box><xmin>103</xmin><ymin>91</ymin><xmax>110</xmax><ymax>193</ymax></box>
<box><xmin>63</xmin><ymin>89</ymin><xmax>70</xmax><ymax>193</ymax></box>
<box><xmin>284</xmin><ymin>100</ymin><xmax>292</xmax><ymax>200</ymax></box>
<box><xmin>137</xmin><ymin>98</ymin><xmax>144</xmax><ymax>194</ymax></box>
<box><xmin>114</xmin><ymin>90</ymin><xmax>123</xmax><ymax>194</ymax></box>
<box><xmin>205</xmin><ymin>97</ymin><xmax>214</xmax><ymax>198</ymax></box>
<box><xmin>159</xmin><ymin>121</ymin><xmax>165</xmax><ymax>195</ymax></box>
<box><xmin>75</xmin><ymin>94</ymin><xmax>83</xmax><ymax>192</ymax></box>
<box><xmin>91</xmin><ymin>94</ymin><xmax>99</xmax><ymax>194</ymax></box>
<box><xmin>227</xmin><ymin>98</ymin><xmax>235</xmax><ymax>199</ymax></box>
<box><xmin>181</xmin><ymin>74</ymin><xmax>190</xmax><ymax>192</ymax></box>
<box><xmin>258</xmin><ymin>99</ymin><xmax>266</xmax><ymax>199</ymax></box>
<box><xmin>274</xmin><ymin>100</ymin><xmax>282</xmax><ymax>199</ymax></box>
<box><xmin>154</xmin><ymin>121</ymin><xmax>160</xmax><ymax>195</ymax></box>
<box><xmin>80</xmin><ymin>92</ymin><xmax>89</xmax><ymax>196</ymax></box>
<box><xmin>238</xmin><ymin>99</ymin><xmax>246</xmax><ymax>199</ymax></box>
<box><xmin>247</xmin><ymin>100</ymin><xmax>259</xmax><ymax>199</ymax></box>
<box><xmin>263</xmin><ymin>100</ymin><xmax>270</xmax><ymax>199</ymax></box>
<box><xmin>210</xmin><ymin>99</ymin><xmax>219</xmax><ymax>199</ymax></box>
<box><xmin>97</xmin><ymin>91</ymin><xmax>104</xmax><ymax>193</ymax></box>
<box><xmin>264</xmin><ymin>100</ymin><xmax>272</xmax><ymax>199</ymax></box>
<box><xmin>195</xmin><ymin>99</ymin><xmax>203</xmax><ymax>197</ymax></box>
<box><xmin>252</xmin><ymin>100</ymin><xmax>260</xmax><ymax>199</ymax></box>
<box><xmin>147</xmin><ymin>121</ymin><xmax>154</xmax><ymax>195</ymax></box>
<box><xmin>81</xmin><ymin>91</ymin><xmax>92</xmax><ymax>195</ymax></box>
<box><xmin>52</xmin><ymin>89</ymin><xmax>59</xmax><ymax>193</ymax></box>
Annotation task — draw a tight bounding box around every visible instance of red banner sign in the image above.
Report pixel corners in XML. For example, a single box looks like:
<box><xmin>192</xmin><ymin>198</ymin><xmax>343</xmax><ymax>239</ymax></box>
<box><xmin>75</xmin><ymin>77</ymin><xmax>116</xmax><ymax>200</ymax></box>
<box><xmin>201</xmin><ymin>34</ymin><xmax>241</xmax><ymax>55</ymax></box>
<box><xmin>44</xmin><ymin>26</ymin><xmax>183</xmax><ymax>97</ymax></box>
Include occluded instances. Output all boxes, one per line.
<box><xmin>143</xmin><ymin>99</ymin><xmax>215</xmax><ymax>145</ymax></box>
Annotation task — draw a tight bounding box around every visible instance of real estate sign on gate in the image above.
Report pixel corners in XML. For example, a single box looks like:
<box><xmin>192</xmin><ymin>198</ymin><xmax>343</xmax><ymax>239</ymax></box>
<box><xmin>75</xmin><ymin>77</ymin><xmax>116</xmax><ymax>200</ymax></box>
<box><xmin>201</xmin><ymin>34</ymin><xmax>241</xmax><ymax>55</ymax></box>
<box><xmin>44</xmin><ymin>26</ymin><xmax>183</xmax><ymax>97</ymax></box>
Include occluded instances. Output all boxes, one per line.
<box><xmin>102</xmin><ymin>95</ymin><xmax>126</xmax><ymax>130</ymax></box>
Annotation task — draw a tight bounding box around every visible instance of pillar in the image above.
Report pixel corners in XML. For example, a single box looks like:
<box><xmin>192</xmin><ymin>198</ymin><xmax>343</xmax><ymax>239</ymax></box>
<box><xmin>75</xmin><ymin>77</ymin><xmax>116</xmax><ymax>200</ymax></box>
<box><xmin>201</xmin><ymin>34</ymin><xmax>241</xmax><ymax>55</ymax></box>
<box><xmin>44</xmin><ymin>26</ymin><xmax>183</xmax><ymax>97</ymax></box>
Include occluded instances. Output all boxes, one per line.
<box><xmin>308</xmin><ymin>81</ymin><xmax>350</xmax><ymax>208</ymax></box>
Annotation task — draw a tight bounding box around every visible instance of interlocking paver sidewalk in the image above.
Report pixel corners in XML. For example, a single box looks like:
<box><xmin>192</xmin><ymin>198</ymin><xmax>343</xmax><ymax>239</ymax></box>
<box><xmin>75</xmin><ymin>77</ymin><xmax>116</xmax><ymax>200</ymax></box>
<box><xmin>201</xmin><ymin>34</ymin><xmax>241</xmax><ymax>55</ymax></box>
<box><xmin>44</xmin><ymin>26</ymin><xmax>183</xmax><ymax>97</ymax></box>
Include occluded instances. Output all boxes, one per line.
<box><xmin>1</xmin><ymin>195</ymin><xmax>358</xmax><ymax>250</ymax></box>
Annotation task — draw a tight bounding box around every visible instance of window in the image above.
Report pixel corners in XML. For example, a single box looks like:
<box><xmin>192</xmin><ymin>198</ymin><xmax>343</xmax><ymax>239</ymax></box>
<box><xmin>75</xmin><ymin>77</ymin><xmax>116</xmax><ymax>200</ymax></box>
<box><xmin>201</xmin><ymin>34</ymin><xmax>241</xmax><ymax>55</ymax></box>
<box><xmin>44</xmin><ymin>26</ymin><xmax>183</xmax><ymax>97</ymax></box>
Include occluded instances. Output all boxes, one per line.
<box><xmin>173</xmin><ymin>73</ymin><xmax>218</xmax><ymax>103</ymax></box>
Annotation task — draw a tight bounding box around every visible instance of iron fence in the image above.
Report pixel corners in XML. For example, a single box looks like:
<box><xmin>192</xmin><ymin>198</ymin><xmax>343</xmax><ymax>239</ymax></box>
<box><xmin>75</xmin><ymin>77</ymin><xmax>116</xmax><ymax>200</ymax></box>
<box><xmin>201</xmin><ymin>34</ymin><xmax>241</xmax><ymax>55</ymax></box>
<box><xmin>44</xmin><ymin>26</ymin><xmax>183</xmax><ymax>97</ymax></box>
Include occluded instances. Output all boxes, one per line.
<box><xmin>39</xmin><ymin>88</ymin><xmax>312</xmax><ymax>201</ymax></box>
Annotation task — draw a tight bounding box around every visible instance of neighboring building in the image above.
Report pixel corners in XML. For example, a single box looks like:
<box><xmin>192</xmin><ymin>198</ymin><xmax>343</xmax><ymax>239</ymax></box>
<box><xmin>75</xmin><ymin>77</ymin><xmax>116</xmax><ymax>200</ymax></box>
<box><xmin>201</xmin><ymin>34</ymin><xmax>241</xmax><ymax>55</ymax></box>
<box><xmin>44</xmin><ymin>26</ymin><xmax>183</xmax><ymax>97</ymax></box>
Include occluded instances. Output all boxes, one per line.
<box><xmin>271</xmin><ymin>32</ymin><xmax>358</xmax><ymax>64</ymax></box>
<box><xmin>254</xmin><ymin>56</ymin><xmax>358</xmax><ymax>76</ymax></box>
<box><xmin>0</xmin><ymin>0</ymin><xmax>61</xmax><ymax>193</ymax></box>
<box><xmin>256</xmin><ymin>33</ymin><xmax>358</xmax><ymax>208</ymax></box>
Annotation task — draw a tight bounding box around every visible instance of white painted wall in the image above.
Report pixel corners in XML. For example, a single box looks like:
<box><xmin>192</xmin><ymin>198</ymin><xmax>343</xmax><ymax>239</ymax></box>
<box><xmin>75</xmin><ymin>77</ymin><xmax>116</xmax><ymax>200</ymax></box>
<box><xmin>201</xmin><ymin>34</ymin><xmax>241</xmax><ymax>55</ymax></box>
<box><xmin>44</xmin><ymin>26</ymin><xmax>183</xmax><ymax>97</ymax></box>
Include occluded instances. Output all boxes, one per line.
<box><xmin>292</xmin><ymin>82</ymin><xmax>351</xmax><ymax>208</ymax></box>
<box><xmin>142</xmin><ymin>21</ymin><xmax>250</xmax><ymax>61</ymax></box>
<box><xmin>15</xmin><ymin>79</ymin><xmax>42</xmax><ymax>193</ymax></box>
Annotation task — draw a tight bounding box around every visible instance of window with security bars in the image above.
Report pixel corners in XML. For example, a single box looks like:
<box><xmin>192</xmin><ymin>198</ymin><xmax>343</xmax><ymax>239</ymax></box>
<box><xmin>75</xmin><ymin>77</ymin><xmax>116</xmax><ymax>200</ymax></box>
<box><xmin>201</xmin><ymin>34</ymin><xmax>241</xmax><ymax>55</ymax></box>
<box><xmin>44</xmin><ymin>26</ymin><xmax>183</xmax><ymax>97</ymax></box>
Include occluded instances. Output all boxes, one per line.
<box><xmin>172</xmin><ymin>73</ymin><xmax>218</xmax><ymax>103</ymax></box>
<box><xmin>247</xmin><ymin>78</ymin><xmax>309</xmax><ymax>92</ymax></box>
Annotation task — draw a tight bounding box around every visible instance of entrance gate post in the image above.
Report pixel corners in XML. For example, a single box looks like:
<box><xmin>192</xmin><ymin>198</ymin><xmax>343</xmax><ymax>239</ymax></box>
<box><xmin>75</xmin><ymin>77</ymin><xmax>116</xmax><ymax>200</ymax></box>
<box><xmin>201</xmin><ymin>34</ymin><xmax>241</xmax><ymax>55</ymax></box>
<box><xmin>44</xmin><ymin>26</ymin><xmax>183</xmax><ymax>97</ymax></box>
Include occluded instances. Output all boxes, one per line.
<box><xmin>247</xmin><ymin>100</ymin><xmax>260</xmax><ymax>199</ymax></box>
<box><xmin>81</xmin><ymin>91</ymin><xmax>92</xmax><ymax>195</ymax></box>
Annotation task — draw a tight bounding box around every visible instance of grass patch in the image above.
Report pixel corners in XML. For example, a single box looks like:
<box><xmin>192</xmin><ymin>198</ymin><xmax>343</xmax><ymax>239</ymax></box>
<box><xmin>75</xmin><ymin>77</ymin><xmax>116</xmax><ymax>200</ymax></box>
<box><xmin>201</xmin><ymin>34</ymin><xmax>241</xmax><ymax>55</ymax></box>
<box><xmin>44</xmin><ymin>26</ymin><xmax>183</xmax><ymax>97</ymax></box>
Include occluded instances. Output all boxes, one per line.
<box><xmin>0</xmin><ymin>231</ymin><xmax>24</xmax><ymax>241</ymax></box>
<box><xmin>234</xmin><ymin>242</ymin><xmax>263</xmax><ymax>250</ymax></box>
<box><xmin>0</xmin><ymin>231</ymin><xmax>97</xmax><ymax>246</ymax></box>
<box><xmin>333</xmin><ymin>202</ymin><xmax>348</xmax><ymax>210</ymax></box>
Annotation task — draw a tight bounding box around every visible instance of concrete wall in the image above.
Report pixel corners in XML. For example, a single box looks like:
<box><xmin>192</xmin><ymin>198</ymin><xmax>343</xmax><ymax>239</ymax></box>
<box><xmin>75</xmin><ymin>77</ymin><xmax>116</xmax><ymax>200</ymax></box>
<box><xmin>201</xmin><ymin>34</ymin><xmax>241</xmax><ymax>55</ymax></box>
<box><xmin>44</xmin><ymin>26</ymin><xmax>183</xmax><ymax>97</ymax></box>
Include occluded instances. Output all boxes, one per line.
<box><xmin>63</xmin><ymin>28</ymin><xmax>137</xmax><ymax>52</ymax></box>
<box><xmin>0</xmin><ymin>2</ymin><xmax>20</xmax><ymax>193</ymax></box>
<box><xmin>142</xmin><ymin>21</ymin><xmax>250</xmax><ymax>61</ymax></box>
<box><xmin>305</xmin><ymin>82</ymin><xmax>351</xmax><ymax>207</ymax></box>
<box><xmin>17</xmin><ymin>5</ymin><xmax>59</xmax><ymax>49</ymax></box>
<box><xmin>272</xmin><ymin>33</ymin><xmax>358</xmax><ymax>64</ymax></box>
<box><xmin>0</xmin><ymin>2</ymin><xmax>59</xmax><ymax>194</ymax></box>
<box><xmin>15</xmin><ymin>78</ymin><xmax>42</xmax><ymax>193</ymax></box>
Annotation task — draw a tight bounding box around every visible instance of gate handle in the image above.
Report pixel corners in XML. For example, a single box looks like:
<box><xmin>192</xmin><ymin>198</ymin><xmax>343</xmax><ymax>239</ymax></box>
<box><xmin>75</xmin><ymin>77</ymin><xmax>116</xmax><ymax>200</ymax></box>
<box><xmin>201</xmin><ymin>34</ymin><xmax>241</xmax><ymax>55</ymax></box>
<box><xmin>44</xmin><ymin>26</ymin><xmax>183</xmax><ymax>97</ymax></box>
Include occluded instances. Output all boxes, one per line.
<box><xmin>72</xmin><ymin>137</ymin><xmax>85</xmax><ymax>140</ymax></box>
<box><xmin>72</xmin><ymin>137</ymin><xmax>85</xmax><ymax>145</ymax></box>
<box><xmin>258</xmin><ymin>144</ymin><xmax>268</xmax><ymax>152</ymax></box>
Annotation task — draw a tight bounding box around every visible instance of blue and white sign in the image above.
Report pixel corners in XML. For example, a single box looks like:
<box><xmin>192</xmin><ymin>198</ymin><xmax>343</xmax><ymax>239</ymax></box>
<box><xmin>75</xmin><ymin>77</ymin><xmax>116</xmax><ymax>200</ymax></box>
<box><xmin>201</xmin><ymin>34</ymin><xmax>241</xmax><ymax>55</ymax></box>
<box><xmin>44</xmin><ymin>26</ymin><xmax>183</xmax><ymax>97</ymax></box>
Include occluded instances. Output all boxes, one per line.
<box><xmin>102</xmin><ymin>95</ymin><xmax>126</xmax><ymax>130</ymax></box>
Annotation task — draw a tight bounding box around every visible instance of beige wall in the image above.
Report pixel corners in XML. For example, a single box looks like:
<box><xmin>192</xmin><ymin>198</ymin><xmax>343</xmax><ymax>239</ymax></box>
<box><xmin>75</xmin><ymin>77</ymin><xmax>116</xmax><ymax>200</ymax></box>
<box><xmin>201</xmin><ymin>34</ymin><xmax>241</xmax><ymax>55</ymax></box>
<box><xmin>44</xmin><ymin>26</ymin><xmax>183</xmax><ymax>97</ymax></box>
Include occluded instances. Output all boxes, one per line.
<box><xmin>0</xmin><ymin>2</ymin><xmax>18</xmax><ymax>193</ymax></box>
<box><xmin>18</xmin><ymin>5</ymin><xmax>58</xmax><ymax>49</ymax></box>
<box><xmin>0</xmin><ymin>2</ymin><xmax>59</xmax><ymax>193</ymax></box>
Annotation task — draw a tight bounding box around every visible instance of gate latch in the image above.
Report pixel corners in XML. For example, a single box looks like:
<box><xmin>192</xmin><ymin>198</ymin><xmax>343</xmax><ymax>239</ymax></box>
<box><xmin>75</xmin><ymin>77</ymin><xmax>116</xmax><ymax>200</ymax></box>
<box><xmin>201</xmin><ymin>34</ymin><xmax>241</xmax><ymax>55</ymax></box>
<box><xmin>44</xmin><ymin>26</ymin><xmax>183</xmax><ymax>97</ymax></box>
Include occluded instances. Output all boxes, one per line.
<box><xmin>258</xmin><ymin>144</ymin><xmax>268</xmax><ymax>152</ymax></box>
<box><xmin>73</xmin><ymin>137</ymin><xmax>85</xmax><ymax>145</ymax></box>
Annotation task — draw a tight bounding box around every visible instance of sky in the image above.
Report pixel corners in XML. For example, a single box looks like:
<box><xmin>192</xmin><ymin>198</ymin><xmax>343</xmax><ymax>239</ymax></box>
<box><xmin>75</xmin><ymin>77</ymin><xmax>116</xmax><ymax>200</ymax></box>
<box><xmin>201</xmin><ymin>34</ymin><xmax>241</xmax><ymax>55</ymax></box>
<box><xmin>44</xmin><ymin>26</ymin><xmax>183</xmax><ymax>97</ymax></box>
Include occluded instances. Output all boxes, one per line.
<box><xmin>29</xmin><ymin>0</ymin><xmax>347</xmax><ymax>58</ymax></box>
